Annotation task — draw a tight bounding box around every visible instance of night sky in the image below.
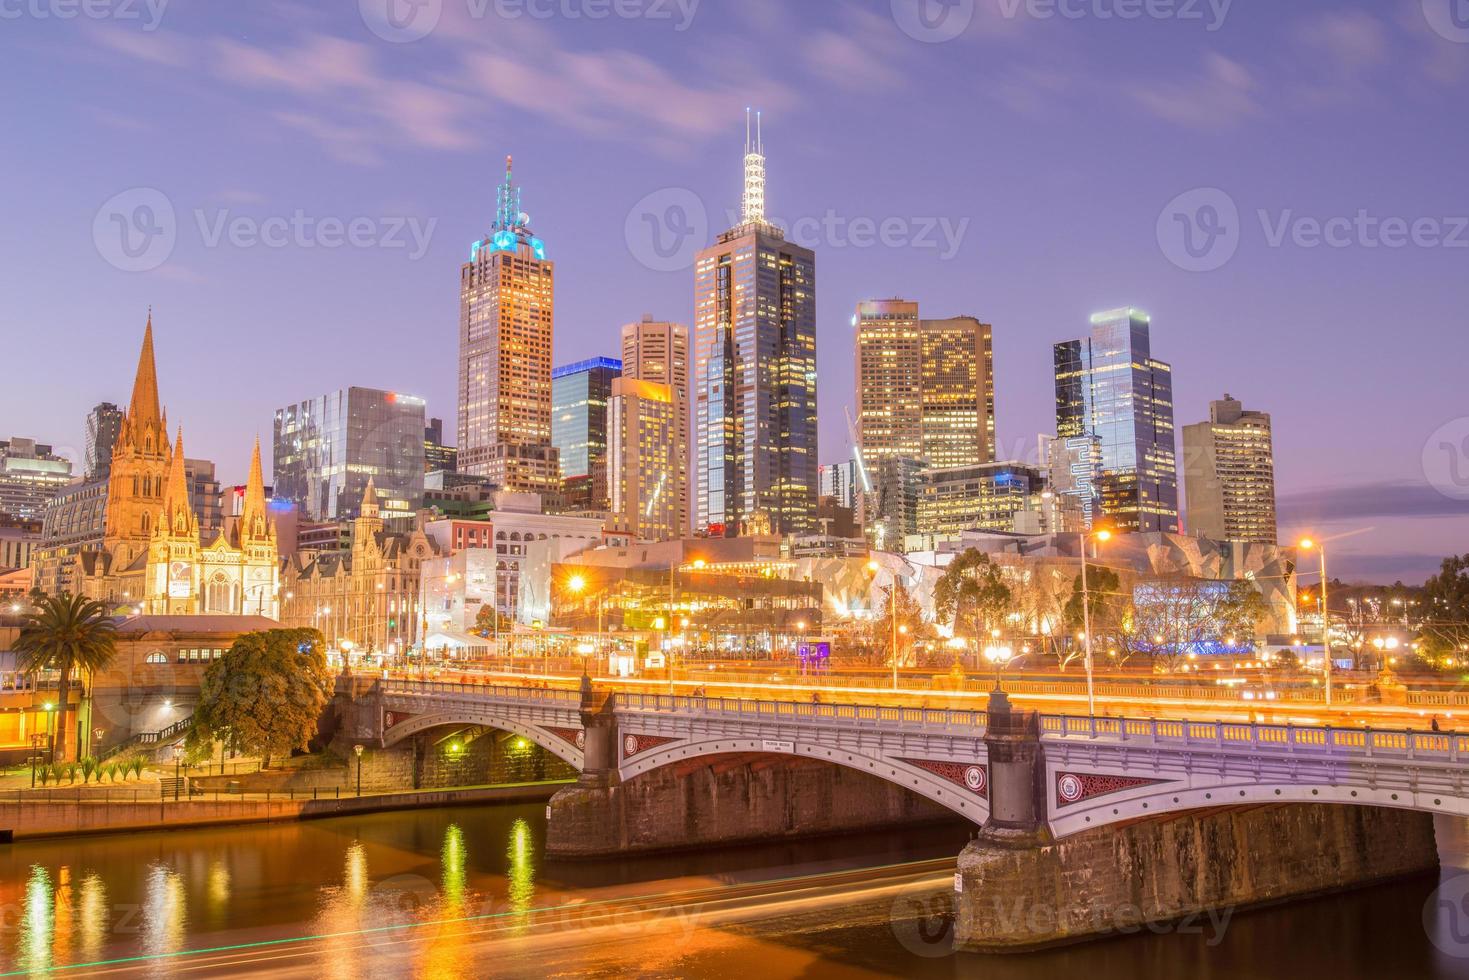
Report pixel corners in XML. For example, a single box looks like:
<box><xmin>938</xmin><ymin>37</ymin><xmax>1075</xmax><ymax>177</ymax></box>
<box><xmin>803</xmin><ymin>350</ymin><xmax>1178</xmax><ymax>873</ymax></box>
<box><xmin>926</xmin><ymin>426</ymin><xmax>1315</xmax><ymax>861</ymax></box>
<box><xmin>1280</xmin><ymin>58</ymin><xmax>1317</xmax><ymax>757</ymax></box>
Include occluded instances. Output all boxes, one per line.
<box><xmin>3</xmin><ymin>0</ymin><xmax>1467</xmax><ymax>582</ymax></box>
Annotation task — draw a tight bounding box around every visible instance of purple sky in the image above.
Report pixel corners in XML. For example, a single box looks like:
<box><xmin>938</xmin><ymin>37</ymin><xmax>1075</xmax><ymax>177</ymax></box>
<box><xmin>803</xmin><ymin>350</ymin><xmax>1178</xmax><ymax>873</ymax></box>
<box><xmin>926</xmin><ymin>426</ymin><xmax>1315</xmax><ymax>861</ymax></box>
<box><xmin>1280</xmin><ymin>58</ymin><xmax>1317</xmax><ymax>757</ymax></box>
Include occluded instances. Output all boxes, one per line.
<box><xmin>3</xmin><ymin>0</ymin><xmax>1467</xmax><ymax>582</ymax></box>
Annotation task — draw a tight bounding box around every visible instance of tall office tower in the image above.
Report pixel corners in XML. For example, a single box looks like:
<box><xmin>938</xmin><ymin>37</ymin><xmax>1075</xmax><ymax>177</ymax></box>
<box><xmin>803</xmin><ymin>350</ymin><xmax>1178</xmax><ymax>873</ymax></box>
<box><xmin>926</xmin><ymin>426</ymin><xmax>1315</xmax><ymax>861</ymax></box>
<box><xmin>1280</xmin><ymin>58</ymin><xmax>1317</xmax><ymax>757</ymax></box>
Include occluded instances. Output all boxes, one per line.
<box><xmin>855</xmin><ymin>300</ymin><xmax>996</xmax><ymax>469</ymax></box>
<box><xmin>0</xmin><ymin>438</ymin><xmax>72</xmax><ymax>522</ymax></box>
<box><xmin>621</xmin><ymin>316</ymin><xmax>691</xmax><ymax>533</ymax></box>
<box><xmin>273</xmin><ymin>387</ymin><xmax>426</xmax><ymax>521</ymax></box>
<box><xmin>424</xmin><ymin>418</ymin><xmax>458</xmax><ymax>474</ymax></box>
<box><xmin>865</xmin><ymin>455</ymin><xmax>923</xmax><ymax>549</ymax></box>
<box><xmin>1041</xmin><ymin>433</ymin><xmax>1103</xmax><ymax>530</ymax></box>
<box><xmin>1053</xmin><ymin>308</ymin><xmax>1178</xmax><ymax>533</ymax></box>
<box><xmin>920</xmin><ymin>316</ymin><xmax>995</xmax><ymax>467</ymax></box>
<box><xmin>85</xmin><ymin>402</ymin><xmax>123</xmax><ymax>481</ymax></box>
<box><xmin>818</xmin><ymin>459</ymin><xmax>861</xmax><ymax>510</ymax></box>
<box><xmin>184</xmin><ymin>458</ymin><xmax>223</xmax><ymax>542</ymax></box>
<box><xmin>1182</xmin><ymin>394</ymin><xmax>1278</xmax><ymax>543</ymax></box>
<box><xmin>457</xmin><ymin>156</ymin><xmax>559</xmax><ymax>495</ymax></box>
<box><xmin>608</xmin><ymin>377</ymin><xmax>678</xmax><ymax>541</ymax></box>
<box><xmin>551</xmin><ymin>357</ymin><xmax>621</xmax><ymax>511</ymax></box>
<box><xmin>694</xmin><ymin>112</ymin><xmax>817</xmax><ymax>537</ymax></box>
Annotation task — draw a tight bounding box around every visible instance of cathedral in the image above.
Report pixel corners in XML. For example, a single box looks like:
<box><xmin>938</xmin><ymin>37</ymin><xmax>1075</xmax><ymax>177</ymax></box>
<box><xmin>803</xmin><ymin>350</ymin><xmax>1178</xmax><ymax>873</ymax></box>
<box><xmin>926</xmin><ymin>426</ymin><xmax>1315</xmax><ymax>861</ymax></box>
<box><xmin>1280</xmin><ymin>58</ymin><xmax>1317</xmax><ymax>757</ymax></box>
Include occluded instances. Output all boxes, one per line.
<box><xmin>69</xmin><ymin>317</ymin><xmax>281</xmax><ymax>617</ymax></box>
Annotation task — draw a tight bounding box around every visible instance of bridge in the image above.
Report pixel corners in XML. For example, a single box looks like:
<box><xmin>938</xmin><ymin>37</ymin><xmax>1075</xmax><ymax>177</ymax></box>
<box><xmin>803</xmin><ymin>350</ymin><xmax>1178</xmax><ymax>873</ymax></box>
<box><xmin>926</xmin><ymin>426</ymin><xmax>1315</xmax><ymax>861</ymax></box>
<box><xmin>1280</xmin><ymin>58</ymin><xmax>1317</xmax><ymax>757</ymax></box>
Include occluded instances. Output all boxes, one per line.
<box><xmin>345</xmin><ymin>677</ymin><xmax>1469</xmax><ymax>835</ymax></box>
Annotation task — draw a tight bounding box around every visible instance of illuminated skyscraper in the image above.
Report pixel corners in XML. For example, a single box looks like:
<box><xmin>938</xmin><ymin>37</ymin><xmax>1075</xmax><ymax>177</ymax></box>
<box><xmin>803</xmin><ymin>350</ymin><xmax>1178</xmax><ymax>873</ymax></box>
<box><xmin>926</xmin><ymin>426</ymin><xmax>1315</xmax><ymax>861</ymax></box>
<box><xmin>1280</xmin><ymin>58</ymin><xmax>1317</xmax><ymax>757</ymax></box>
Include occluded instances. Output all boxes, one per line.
<box><xmin>551</xmin><ymin>357</ymin><xmax>621</xmax><ymax>511</ymax></box>
<box><xmin>1054</xmin><ymin>308</ymin><xmax>1178</xmax><ymax>533</ymax></box>
<box><xmin>85</xmin><ymin>402</ymin><xmax>123</xmax><ymax>481</ymax></box>
<box><xmin>608</xmin><ymin>377</ymin><xmax>678</xmax><ymax>541</ymax></box>
<box><xmin>457</xmin><ymin>156</ymin><xmax>559</xmax><ymax>495</ymax></box>
<box><xmin>854</xmin><ymin>300</ymin><xmax>994</xmax><ymax>469</ymax></box>
<box><xmin>621</xmin><ymin>316</ymin><xmax>690</xmax><ymax>533</ymax></box>
<box><xmin>694</xmin><ymin>112</ymin><xmax>817</xmax><ymax>537</ymax></box>
<box><xmin>1182</xmin><ymin>395</ymin><xmax>1277</xmax><ymax>543</ymax></box>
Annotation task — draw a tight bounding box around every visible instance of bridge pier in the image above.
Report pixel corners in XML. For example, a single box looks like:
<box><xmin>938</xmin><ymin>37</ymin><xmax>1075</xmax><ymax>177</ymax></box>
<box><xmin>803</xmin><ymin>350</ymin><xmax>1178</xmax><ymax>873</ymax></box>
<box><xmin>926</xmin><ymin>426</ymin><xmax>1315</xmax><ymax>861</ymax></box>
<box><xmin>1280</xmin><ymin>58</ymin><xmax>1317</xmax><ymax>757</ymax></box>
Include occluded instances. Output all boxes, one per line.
<box><xmin>953</xmin><ymin>693</ymin><xmax>1440</xmax><ymax>952</ymax></box>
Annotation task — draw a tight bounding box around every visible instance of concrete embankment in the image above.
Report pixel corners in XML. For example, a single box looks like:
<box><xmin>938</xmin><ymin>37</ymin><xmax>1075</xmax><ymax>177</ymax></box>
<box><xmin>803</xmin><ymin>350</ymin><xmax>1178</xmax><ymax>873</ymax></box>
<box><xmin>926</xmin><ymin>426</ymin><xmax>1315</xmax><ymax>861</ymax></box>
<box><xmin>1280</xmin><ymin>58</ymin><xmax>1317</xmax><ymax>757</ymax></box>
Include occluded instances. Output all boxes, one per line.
<box><xmin>955</xmin><ymin>802</ymin><xmax>1439</xmax><ymax>951</ymax></box>
<box><xmin>0</xmin><ymin>781</ymin><xmax>570</xmax><ymax>841</ymax></box>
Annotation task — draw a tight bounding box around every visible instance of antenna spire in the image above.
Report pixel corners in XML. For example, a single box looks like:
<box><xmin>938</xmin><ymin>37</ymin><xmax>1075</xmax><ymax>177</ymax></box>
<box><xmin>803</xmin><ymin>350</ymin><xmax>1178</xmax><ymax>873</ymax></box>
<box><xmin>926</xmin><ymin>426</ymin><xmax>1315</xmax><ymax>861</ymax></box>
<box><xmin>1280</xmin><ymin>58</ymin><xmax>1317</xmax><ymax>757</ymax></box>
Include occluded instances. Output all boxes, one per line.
<box><xmin>741</xmin><ymin>109</ymin><xmax>767</xmax><ymax>225</ymax></box>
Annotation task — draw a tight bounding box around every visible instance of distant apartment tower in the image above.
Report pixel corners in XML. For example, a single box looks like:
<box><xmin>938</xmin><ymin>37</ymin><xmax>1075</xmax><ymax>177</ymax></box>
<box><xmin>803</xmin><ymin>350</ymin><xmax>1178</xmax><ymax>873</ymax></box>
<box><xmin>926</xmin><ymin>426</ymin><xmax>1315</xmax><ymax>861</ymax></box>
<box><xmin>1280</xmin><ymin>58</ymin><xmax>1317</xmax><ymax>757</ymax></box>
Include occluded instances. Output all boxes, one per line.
<box><xmin>85</xmin><ymin>403</ymin><xmax>124</xmax><ymax>480</ymax></box>
<box><xmin>694</xmin><ymin>113</ymin><xmax>818</xmax><ymax>537</ymax></box>
<box><xmin>273</xmin><ymin>387</ymin><xmax>426</xmax><ymax>521</ymax></box>
<box><xmin>622</xmin><ymin>316</ymin><xmax>691</xmax><ymax>533</ymax></box>
<box><xmin>818</xmin><ymin>460</ymin><xmax>862</xmax><ymax>510</ymax></box>
<box><xmin>854</xmin><ymin>300</ymin><xmax>995</xmax><ymax>469</ymax></box>
<box><xmin>424</xmin><ymin>418</ymin><xmax>458</xmax><ymax>474</ymax></box>
<box><xmin>185</xmin><ymin>458</ymin><xmax>223</xmax><ymax>542</ymax></box>
<box><xmin>551</xmin><ymin>357</ymin><xmax>621</xmax><ymax>511</ymax></box>
<box><xmin>457</xmin><ymin>156</ymin><xmax>559</xmax><ymax>495</ymax></box>
<box><xmin>0</xmin><ymin>438</ymin><xmax>73</xmax><ymax>522</ymax></box>
<box><xmin>608</xmin><ymin>377</ymin><xmax>678</xmax><ymax>541</ymax></box>
<box><xmin>1182</xmin><ymin>395</ymin><xmax>1278</xmax><ymax>544</ymax></box>
<box><xmin>1054</xmin><ymin>308</ymin><xmax>1178</xmax><ymax>533</ymax></box>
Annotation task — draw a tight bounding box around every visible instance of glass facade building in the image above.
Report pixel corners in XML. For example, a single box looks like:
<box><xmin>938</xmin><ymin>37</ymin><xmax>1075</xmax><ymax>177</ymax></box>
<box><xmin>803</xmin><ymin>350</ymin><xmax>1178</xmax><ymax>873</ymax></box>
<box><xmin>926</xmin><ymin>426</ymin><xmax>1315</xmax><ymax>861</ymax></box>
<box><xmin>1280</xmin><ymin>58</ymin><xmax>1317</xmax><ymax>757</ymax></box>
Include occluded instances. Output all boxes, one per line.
<box><xmin>0</xmin><ymin>437</ymin><xmax>73</xmax><ymax>522</ymax></box>
<box><xmin>551</xmin><ymin>356</ymin><xmax>621</xmax><ymax>510</ymax></box>
<box><xmin>273</xmin><ymin>387</ymin><xmax>426</xmax><ymax>521</ymax></box>
<box><xmin>1054</xmin><ymin>308</ymin><xmax>1178</xmax><ymax>533</ymax></box>
<box><xmin>85</xmin><ymin>402</ymin><xmax>123</xmax><ymax>481</ymax></box>
<box><xmin>694</xmin><ymin>123</ymin><xmax>817</xmax><ymax>538</ymax></box>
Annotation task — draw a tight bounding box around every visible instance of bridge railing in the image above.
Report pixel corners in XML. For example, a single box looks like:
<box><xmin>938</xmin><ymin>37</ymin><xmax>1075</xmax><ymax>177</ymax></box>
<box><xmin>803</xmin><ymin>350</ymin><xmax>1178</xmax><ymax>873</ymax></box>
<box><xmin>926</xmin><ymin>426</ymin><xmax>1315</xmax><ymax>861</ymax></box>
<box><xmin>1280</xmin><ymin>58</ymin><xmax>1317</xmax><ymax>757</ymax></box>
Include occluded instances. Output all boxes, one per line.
<box><xmin>614</xmin><ymin>692</ymin><xmax>988</xmax><ymax>731</ymax></box>
<box><xmin>378</xmin><ymin>678</ymin><xmax>581</xmax><ymax>706</ymax></box>
<box><xmin>1040</xmin><ymin>713</ymin><xmax>1469</xmax><ymax>762</ymax></box>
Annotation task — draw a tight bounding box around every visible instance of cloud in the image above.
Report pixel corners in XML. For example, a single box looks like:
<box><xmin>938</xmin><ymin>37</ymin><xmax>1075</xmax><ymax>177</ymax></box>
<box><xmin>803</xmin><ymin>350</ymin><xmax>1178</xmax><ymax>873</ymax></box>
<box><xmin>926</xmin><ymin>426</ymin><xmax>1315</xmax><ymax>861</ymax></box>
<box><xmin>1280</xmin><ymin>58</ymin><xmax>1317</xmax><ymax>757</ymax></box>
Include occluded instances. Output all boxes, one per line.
<box><xmin>1298</xmin><ymin>10</ymin><xmax>1389</xmax><ymax>73</ymax></box>
<box><xmin>85</xmin><ymin>23</ymin><xmax>190</xmax><ymax>67</ymax></box>
<box><xmin>1128</xmin><ymin>53</ymin><xmax>1257</xmax><ymax>129</ymax></box>
<box><xmin>1277</xmin><ymin>481</ymin><xmax>1469</xmax><ymax>524</ymax></box>
<box><xmin>803</xmin><ymin>9</ymin><xmax>910</xmax><ymax>92</ymax></box>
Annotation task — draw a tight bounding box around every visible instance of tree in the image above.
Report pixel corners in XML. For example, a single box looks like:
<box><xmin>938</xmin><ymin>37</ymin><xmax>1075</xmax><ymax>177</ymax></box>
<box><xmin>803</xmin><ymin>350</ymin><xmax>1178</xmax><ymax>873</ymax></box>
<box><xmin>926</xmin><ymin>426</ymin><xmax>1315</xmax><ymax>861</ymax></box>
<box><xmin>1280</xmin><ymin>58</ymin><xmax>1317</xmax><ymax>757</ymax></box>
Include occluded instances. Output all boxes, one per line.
<box><xmin>1421</xmin><ymin>555</ymin><xmax>1469</xmax><ymax>661</ymax></box>
<box><xmin>1216</xmin><ymin>580</ymin><xmax>1270</xmax><ymax>649</ymax></box>
<box><xmin>188</xmin><ymin>628</ymin><xmax>330</xmax><ymax>769</ymax></box>
<box><xmin>868</xmin><ymin>584</ymin><xmax>936</xmax><ymax>668</ymax></box>
<box><xmin>1060</xmin><ymin>566</ymin><xmax>1136</xmax><ymax>668</ymax></box>
<box><xmin>934</xmin><ymin>550</ymin><xmax>1013</xmax><ymax>657</ymax></box>
<box><xmin>14</xmin><ymin>594</ymin><xmax>118</xmax><ymax>763</ymax></box>
<box><xmin>474</xmin><ymin>604</ymin><xmax>514</xmax><ymax>636</ymax></box>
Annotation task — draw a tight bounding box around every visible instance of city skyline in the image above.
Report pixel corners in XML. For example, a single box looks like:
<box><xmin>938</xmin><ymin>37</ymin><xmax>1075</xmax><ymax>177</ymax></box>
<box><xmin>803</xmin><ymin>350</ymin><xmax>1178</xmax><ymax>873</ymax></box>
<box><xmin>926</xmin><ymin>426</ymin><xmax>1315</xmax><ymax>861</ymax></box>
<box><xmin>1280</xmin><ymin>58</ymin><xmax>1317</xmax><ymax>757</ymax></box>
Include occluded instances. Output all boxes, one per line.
<box><xmin>4</xmin><ymin>1</ymin><xmax>1467</xmax><ymax>579</ymax></box>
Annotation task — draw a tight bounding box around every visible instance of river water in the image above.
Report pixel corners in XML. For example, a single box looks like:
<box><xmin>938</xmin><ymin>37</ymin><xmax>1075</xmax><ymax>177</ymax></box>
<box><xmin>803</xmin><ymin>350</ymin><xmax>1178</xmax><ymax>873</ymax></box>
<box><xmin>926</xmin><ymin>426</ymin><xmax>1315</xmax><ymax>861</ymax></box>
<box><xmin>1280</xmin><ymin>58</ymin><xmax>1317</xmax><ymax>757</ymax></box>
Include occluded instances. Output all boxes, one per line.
<box><xmin>1</xmin><ymin>804</ymin><xmax>1467</xmax><ymax>978</ymax></box>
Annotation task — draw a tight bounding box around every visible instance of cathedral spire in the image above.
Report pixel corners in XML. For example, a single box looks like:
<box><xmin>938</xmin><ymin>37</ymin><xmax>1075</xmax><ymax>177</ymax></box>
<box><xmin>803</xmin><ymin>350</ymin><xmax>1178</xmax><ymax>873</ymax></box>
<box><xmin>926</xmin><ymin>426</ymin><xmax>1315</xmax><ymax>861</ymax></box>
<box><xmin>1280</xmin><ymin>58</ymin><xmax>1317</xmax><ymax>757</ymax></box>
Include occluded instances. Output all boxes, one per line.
<box><xmin>128</xmin><ymin>312</ymin><xmax>162</xmax><ymax>430</ymax></box>
<box><xmin>161</xmin><ymin>427</ymin><xmax>193</xmax><ymax>535</ymax></box>
<box><xmin>240</xmin><ymin>436</ymin><xmax>270</xmax><ymax>544</ymax></box>
<box><xmin>360</xmin><ymin>476</ymin><xmax>380</xmax><ymax>520</ymax></box>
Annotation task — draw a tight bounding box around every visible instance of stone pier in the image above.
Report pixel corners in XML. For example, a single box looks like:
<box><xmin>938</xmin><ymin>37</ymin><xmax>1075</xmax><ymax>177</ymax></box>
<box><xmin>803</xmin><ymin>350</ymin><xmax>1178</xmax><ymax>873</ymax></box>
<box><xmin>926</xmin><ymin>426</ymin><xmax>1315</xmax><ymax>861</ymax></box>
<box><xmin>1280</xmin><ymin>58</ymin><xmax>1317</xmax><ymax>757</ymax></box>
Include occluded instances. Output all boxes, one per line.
<box><xmin>954</xmin><ymin>693</ymin><xmax>1441</xmax><ymax>952</ymax></box>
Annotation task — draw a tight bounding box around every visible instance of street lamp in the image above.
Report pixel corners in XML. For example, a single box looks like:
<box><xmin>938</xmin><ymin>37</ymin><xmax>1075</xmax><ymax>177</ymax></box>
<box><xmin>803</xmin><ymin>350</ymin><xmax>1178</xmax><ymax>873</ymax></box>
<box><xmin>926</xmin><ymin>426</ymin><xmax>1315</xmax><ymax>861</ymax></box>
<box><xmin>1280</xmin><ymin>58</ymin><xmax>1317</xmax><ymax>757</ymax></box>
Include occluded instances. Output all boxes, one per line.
<box><xmin>868</xmin><ymin>558</ymin><xmax>902</xmax><ymax>691</ymax></box>
<box><xmin>983</xmin><ymin>641</ymin><xmax>1014</xmax><ymax>692</ymax></box>
<box><xmin>354</xmin><ymin>743</ymin><xmax>364</xmax><ymax>797</ymax></box>
<box><xmin>1298</xmin><ymin>537</ymin><xmax>1333</xmax><ymax>708</ymax></box>
<box><xmin>1080</xmin><ymin>528</ymin><xmax>1112</xmax><ymax>717</ymax></box>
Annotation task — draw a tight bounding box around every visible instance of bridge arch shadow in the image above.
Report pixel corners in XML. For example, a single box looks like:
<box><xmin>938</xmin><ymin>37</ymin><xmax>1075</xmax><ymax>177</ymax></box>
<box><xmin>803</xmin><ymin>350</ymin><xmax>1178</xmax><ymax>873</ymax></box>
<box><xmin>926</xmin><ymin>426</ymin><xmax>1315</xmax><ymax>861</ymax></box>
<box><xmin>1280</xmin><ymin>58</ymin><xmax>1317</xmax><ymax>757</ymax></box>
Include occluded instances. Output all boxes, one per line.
<box><xmin>381</xmin><ymin>711</ymin><xmax>584</xmax><ymax>770</ymax></box>
<box><xmin>618</xmin><ymin>736</ymin><xmax>989</xmax><ymax>826</ymax></box>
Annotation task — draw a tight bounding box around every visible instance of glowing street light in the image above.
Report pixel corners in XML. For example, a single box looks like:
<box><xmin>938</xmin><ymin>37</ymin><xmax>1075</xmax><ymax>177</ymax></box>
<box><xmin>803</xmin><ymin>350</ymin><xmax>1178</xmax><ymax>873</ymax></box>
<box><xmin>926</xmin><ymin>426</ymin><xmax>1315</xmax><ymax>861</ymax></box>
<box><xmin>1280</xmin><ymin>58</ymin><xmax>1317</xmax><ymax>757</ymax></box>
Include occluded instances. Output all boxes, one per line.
<box><xmin>1298</xmin><ymin>537</ymin><xmax>1333</xmax><ymax>708</ymax></box>
<box><xmin>1080</xmin><ymin>527</ymin><xmax>1113</xmax><ymax>716</ymax></box>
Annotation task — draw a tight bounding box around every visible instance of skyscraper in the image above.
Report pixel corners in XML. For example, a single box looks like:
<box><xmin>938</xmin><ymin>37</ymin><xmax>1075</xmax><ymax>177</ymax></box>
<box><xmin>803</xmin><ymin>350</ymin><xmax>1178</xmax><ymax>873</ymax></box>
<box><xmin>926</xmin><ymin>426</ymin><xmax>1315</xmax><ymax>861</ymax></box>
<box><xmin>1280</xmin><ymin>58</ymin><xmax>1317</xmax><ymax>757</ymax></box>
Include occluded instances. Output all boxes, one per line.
<box><xmin>1182</xmin><ymin>395</ymin><xmax>1277</xmax><ymax>544</ymax></box>
<box><xmin>854</xmin><ymin>300</ymin><xmax>995</xmax><ymax>469</ymax></box>
<box><xmin>551</xmin><ymin>356</ymin><xmax>621</xmax><ymax>511</ymax></box>
<box><xmin>273</xmin><ymin>387</ymin><xmax>426</xmax><ymax>521</ymax></box>
<box><xmin>0</xmin><ymin>438</ymin><xmax>72</xmax><ymax>522</ymax></box>
<box><xmin>621</xmin><ymin>316</ymin><xmax>691</xmax><ymax>533</ymax></box>
<box><xmin>457</xmin><ymin>156</ymin><xmax>559</xmax><ymax>496</ymax></box>
<box><xmin>694</xmin><ymin>113</ymin><xmax>817</xmax><ymax>537</ymax></box>
<box><xmin>85</xmin><ymin>402</ymin><xmax>123</xmax><ymax>481</ymax></box>
<box><xmin>608</xmin><ymin>377</ymin><xmax>678</xmax><ymax>541</ymax></box>
<box><xmin>1054</xmin><ymin>308</ymin><xmax>1178</xmax><ymax>533</ymax></box>
<box><xmin>424</xmin><ymin>418</ymin><xmax>458</xmax><ymax>474</ymax></box>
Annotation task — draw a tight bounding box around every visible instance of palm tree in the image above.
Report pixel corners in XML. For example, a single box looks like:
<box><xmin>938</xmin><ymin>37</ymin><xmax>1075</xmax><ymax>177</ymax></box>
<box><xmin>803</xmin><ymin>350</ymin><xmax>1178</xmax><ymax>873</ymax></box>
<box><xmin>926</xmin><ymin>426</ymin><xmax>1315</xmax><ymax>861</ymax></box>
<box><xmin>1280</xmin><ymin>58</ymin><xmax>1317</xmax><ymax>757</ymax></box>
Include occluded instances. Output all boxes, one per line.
<box><xmin>15</xmin><ymin>593</ymin><xmax>118</xmax><ymax>763</ymax></box>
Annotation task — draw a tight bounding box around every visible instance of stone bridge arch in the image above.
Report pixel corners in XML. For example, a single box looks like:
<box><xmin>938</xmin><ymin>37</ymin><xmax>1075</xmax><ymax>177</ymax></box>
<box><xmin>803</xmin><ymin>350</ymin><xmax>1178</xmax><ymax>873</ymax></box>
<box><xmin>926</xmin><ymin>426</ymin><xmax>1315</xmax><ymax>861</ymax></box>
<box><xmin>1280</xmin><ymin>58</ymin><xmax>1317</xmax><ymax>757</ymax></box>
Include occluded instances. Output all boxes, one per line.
<box><xmin>382</xmin><ymin>711</ymin><xmax>585</xmax><ymax>770</ymax></box>
<box><xmin>617</xmin><ymin>733</ymin><xmax>991</xmax><ymax>825</ymax></box>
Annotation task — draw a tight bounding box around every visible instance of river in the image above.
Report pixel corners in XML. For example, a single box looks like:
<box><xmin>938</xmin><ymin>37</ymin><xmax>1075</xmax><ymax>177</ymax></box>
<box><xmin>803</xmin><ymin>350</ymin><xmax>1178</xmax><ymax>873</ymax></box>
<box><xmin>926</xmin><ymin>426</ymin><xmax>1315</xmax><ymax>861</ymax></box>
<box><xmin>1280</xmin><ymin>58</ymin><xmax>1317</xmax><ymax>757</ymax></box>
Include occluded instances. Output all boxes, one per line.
<box><xmin>1</xmin><ymin>804</ymin><xmax>1467</xmax><ymax>977</ymax></box>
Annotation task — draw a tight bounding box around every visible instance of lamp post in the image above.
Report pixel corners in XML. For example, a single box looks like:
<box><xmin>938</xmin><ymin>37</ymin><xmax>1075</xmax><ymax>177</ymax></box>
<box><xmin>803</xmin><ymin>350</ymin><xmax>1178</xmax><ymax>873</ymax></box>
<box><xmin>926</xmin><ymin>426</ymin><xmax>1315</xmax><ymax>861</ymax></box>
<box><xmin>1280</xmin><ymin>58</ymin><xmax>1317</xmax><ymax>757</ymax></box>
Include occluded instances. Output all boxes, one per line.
<box><xmin>42</xmin><ymin>701</ymin><xmax>56</xmax><ymax>765</ymax></box>
<box><xmin>172</xmin><ymin>743</ymin><xmax>183</xmax><ymax>801</ymax></box>
<box><xmin>983</xmin><ymin>638</ymin><xmax>1014</xmax><ymax>692</ymax></box>
<box><xmin>1299</xmin><ymin>537</ymin><xmax>1333</xmax><ymax>708</ymax></box>
<box><xmin>1079</xmin><ymin>528</ymin><xmax>1113</xmax><ymax>718</ymax></box>
<box><xmin>354</xmin><ymin>743</ymin><xmax>364</xmax><ymax>797</ymax></box>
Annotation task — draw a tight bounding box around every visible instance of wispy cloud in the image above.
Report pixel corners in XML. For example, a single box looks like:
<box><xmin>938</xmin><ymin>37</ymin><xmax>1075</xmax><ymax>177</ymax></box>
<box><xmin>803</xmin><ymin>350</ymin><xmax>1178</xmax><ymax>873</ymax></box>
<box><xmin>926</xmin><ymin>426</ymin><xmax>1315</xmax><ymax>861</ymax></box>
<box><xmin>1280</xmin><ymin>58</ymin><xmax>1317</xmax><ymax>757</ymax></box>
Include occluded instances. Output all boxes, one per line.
<box><xmin>1278</xmin><ymin>481</ymin><xmax>1469</xmax><ymax>523</ymax></box>
<box><xmin>1128</xmin><ymin>53</ymin><xmax>1258</xmax><ymax>129</ymax></box>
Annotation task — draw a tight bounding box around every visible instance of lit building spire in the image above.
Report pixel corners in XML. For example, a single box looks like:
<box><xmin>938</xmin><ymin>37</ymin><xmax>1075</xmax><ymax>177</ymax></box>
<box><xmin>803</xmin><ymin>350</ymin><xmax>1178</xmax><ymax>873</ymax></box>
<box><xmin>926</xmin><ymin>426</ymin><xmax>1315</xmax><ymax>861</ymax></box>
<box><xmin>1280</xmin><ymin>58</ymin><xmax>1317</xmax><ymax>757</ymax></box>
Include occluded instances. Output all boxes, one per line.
<box><xmin>495</xmin><ymin>154</ymin><xmax>523</xmax><ymax>233</ymax></box>
<box><xmin>741</xmin><ymin>107</ymin><xmax>766</xmax><ymax>225</ymax></box>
